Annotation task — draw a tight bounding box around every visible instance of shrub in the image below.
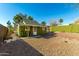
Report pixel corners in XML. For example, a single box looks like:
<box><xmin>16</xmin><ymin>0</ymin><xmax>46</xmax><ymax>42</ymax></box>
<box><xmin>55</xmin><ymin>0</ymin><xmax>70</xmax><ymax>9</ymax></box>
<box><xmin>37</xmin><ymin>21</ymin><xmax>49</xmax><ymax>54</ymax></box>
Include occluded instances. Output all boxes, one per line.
<box><xmin>8</xmin><ymin>27</ymin><xmax>14</xmax><ymax>36</ymax></box>
<box><xmin>37</xmin><ymin>27</ymin><xmax>46</xmax><ymax>35</ymax></box>
<box><xmin>18</xmin><ymin>26</ymin><xmax>27</xmax><ymax>37</ymax></box>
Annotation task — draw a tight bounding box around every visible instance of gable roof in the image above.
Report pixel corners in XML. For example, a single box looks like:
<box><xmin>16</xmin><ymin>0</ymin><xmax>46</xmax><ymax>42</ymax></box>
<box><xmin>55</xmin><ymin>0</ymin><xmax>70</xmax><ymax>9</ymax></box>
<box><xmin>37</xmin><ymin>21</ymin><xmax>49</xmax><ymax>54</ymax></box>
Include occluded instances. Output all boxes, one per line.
<box><xmin>19</xmin><ymin>19</ymin><xmax>42</xmax><ymax>27</ymax></box>
<box><xmin>19</xmin><ymin>19</ymin><xmax>47</xmax><ymax>27</ymax></box>
<box><xmin>24</xmin><ymin>19</ymin><xmax>40</xmax><ymax>26</ymax></box>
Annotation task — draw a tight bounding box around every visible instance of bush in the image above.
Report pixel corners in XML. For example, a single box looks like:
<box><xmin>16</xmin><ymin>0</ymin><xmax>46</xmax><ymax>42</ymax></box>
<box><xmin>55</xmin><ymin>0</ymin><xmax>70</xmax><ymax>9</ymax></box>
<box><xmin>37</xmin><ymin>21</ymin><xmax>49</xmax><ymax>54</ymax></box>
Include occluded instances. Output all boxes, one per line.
<box><xmin>8</xmin><ymin>27</ymin><xmax>14</xmax><ymax>36</ymax></box>
<box><xmin>18</xmin><ymin>26</ymin><xmax>27</xmax><ymax>37</ymax></box>
<box><xmin>37</xmin><ymin>27</ymin><xmax>47</xmax><ymax>35</ymax></box>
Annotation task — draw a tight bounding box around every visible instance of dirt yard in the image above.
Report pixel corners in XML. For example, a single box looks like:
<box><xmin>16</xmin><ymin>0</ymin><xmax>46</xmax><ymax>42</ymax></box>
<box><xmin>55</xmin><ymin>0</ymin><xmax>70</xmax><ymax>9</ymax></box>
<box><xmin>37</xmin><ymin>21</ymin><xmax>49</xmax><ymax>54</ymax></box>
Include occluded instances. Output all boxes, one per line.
<box><xmin>23</xmin><ymin>32</ymin><xmax>79</xmax><ymax>56</ymax></box>
<box><xmin>1</xmin><ymin>32</ymin><xmax>79</xmax><ymax>56</ymax></box>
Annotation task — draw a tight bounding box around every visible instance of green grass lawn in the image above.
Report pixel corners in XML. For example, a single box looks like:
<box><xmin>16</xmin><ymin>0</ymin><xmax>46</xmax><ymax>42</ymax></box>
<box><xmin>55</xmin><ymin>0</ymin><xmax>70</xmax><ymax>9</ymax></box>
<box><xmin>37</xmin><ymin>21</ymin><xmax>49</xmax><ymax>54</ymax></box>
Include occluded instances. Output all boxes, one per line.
<box><xmin>50</xmin><ymin>24</ymin><xmax>79</xmax><ymax>33</ymax></box>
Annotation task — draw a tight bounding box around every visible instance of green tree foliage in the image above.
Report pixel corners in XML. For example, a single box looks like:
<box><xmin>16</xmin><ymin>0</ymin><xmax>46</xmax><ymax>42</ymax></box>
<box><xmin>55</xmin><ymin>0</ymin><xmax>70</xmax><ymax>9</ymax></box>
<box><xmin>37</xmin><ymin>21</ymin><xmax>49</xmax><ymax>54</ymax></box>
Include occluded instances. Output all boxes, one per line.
<box><xmin>59</xmin><ymin>18</ymin><xmax>63</xmax><ymax>25</ymax></box>
<box><xmin>23</xmin><ymin>14</ymin><xmax>27</xmax><ymax>20</ymax></box>
<box><xmin>7</xmin><ymin>20</ymin><xmax>11</xmax><ymax>28</ymax></box>
<box><xmin>7</xmin><ymin>20</ymin><xmax>14</xmax><ymax>34</ymax></box>
<box><xmin>13</xmin><ymin>14</ymin><xmax>23</xmax><ymax>24</ymax></box>
<box><xmin>13</xmin><ymin>13</ymin><xmax>34</xmax><ymax>24</ymax></box>
<box><xmin>13</xmin><ymin>13</ymin><xmax>33</xmax><ymax>25</ymax></box>
<box><xmin>41</xmin><ymin>21</ymin><xmax>46</xmax><ymax>26</ymax></box>
<box><xmin>28</xmin><ymin>16</ymin><xmax>33</xmax><ymax>20</ymax></box>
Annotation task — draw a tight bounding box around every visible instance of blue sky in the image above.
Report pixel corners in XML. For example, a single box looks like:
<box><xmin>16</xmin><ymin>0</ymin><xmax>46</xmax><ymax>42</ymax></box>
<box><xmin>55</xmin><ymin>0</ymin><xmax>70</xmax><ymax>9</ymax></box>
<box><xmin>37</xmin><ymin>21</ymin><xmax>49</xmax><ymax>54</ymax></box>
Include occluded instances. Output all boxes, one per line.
<box><xmin>0</xmin><ymin>3</ymin><xmax>79</xmax><ymax>26</ymax></box>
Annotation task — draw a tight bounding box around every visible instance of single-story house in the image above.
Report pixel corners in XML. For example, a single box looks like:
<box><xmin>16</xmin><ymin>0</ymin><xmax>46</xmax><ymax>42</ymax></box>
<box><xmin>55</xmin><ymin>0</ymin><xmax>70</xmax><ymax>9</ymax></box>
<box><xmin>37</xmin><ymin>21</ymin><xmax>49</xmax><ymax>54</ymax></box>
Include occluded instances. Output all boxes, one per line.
<box><xmin>15</xmin><ymin>19</ymin><xmax>50</xmax><ymax>37</ymax></box>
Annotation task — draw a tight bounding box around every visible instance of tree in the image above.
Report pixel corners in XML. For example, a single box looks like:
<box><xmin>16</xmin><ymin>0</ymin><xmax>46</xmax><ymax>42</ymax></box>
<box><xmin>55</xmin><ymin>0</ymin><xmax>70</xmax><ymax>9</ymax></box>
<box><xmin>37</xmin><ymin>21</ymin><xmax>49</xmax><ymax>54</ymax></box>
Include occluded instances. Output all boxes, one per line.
<box><xmin>59</xmin><ymin>18</ymin><xmax>63</xmax><ymax>25</ymax></box>
<box><xmin>7</xmin><ymin>20</ymin><xmax>14</xmax><ymax>33</ymax></box>
<box><xmin>69</xmin><ymin>23</ymin><xmax>73</xmax><ymax>25</ymax></box>
<box><xmin>28</xmin><ymin>16</ymin><xmax>33</xmax><ymax>20</ymax></box>
<box><xmin>13</xmin><ymin>13</ymin><xmax>23</xmax><ymax>24</ymax></box>
<box><xmin>23</xmin><ymin>14</ymin><xmax>27</xmax><ymax>20</ymax></box>
<box><xmin>41</xmin><ymin>21</ymin><xmax>46</xmax><ymax>26</ymax></box>
<box><xmin>7</xmin><ymin>20</ymin><xmax>12</xmax><ymax>28</ymax></box>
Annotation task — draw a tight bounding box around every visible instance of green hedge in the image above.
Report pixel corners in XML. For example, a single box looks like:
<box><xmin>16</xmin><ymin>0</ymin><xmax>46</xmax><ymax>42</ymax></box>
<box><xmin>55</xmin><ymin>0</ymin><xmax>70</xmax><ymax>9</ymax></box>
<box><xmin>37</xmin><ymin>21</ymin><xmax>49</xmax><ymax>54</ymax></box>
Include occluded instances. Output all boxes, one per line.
<box><xmin>50</xmin><ymin>24</ymin><xmax>79</xmax><ymax>33</ymax></box>
<box><xmin>18</xmin><ymin>26</ymin><xmax>28</xmax><ymax>37</ymax></box>
<box><xmin>37</xmin><ymin>27</ymin><xmax>47</xmax><ymax>35</ymax></box>
<box><xmin>8</xmin><ymin>27</ymin><xmax>14</xmax><ymax>35</ymax></box>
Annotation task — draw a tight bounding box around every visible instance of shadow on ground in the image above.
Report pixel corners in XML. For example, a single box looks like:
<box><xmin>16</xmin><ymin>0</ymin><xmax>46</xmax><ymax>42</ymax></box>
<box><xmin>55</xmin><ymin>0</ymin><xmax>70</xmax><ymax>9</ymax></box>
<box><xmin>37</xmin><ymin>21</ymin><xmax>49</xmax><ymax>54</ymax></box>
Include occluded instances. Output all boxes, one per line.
<box><xmin>32</xmin><ymin>32</ymin><xmax>57</xmax><ymax>39</ymax></box>
<box><xmin>0</xmin><ymin>39</ymin><xmax>43</xmax><ymax>56</ymax></box>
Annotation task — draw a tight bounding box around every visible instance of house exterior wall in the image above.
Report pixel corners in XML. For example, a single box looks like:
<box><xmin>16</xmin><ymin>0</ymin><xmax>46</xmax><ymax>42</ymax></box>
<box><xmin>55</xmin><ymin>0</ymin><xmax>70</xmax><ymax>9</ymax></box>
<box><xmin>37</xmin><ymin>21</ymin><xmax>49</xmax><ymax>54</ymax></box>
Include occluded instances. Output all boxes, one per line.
<box><xmin>46</xmin><ymin>26</ymin><xmax>50</xmax><ymax>32</ymax></box>
<box><xmin>17</xmin><ymin>25</ymin><xmax>49</xmax><ymax>37</ymax></box>
<box><xmin>33</xmin><ymin>27</ymin><xmax>37</xmax><ymax>35</ymax></box>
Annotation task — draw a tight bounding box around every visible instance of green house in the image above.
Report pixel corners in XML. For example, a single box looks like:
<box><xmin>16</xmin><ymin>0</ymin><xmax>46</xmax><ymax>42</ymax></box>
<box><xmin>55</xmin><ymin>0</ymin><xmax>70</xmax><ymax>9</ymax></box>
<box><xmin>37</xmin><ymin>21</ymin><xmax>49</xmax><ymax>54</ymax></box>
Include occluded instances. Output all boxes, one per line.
<box><xmin>16</xmin><ymin>19</ymin><xmax>50</xmax><ymax>37</ymax></box>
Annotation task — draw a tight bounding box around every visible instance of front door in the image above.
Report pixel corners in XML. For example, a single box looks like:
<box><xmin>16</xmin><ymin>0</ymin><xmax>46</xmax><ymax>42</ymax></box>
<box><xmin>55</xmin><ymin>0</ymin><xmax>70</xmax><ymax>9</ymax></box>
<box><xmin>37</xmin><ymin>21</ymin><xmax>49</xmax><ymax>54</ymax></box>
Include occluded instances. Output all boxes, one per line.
<box><xmin>33</xmin><ymin>27</ymin><xmax>37</xmax><ymax>35</ymax></box>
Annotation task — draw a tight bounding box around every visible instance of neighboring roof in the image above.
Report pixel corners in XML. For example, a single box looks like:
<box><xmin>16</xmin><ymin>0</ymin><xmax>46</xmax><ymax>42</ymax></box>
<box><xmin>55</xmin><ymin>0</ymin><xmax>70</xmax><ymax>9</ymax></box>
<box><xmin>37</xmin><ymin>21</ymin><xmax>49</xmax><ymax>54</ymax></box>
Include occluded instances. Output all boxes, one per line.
<box><xmin>75</xmin><ymin>20</ymin><xmax>79</xmax><ymax>24</ymax></box>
